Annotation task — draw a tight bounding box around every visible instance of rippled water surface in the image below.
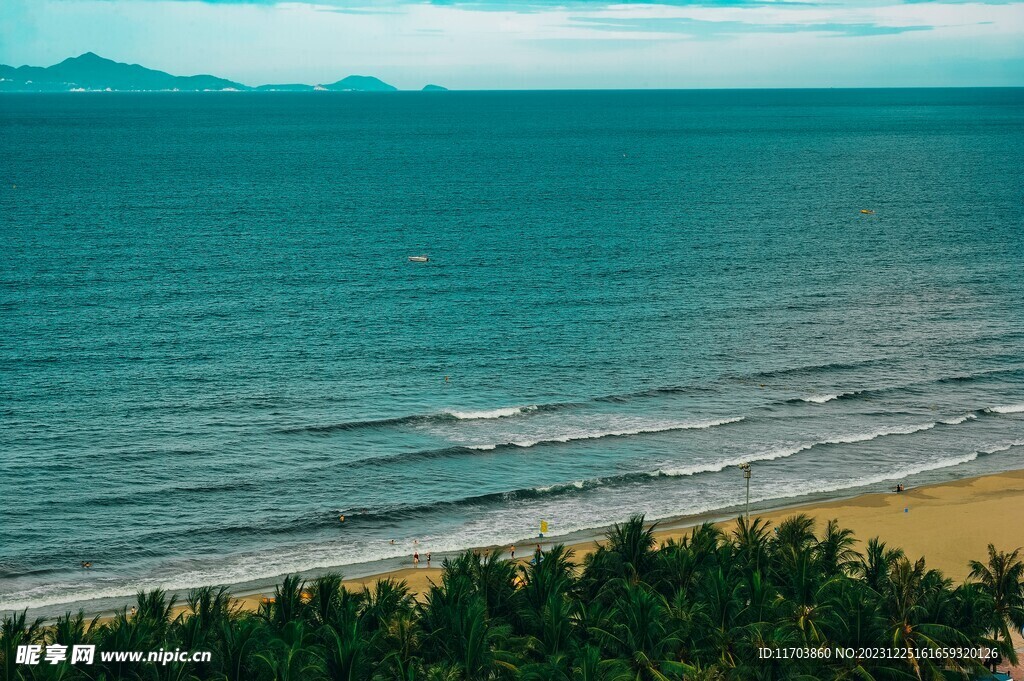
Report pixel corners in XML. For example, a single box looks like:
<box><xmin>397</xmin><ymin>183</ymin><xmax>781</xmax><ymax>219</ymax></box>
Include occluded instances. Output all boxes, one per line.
<box><xmin>1</xmin><ymin>89</ymin><xmax>1023</xmax><ymax>614</ymax></box>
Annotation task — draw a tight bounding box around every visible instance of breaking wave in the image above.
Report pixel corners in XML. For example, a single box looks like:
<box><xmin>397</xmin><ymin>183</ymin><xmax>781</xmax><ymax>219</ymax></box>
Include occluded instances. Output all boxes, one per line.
<box><xmin>447</xmin><ymin>406</ymin><xmax>538</xmax><ymax>420</ymax></box>
<box><xmin>986</xmin><ymin>403</ymin><xmax>1024</xmax><ymax>415</ymax></box>
<box><xmin>464</xmin><ymin>417</ymin><xmax>744</xmax><ymax>451</ymax></box>
<box><xmin>801</xmin><ymin>394</ymin><xmax>841</xmax><ymax>404</ymax></box>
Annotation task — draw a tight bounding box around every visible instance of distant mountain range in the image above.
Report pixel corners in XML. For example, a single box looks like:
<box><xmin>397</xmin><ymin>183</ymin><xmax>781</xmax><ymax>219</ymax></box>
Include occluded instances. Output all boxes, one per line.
<box><xmin>0</xmin><ymin>53</ymin><xmax>446</xmax><ymax>92</ymax></box>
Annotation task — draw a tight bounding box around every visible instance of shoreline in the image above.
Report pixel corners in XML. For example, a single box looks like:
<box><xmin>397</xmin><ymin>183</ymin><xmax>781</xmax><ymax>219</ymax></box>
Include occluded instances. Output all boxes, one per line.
<box><xmin>21</xmin><ymin>467</ymin><xmax>1023</xmax><ymax>621</ymax></box>
<box><xmin>293</xmin><ymin>467</ymin><xmax>1024</xmax><ymax>605</ymax></box>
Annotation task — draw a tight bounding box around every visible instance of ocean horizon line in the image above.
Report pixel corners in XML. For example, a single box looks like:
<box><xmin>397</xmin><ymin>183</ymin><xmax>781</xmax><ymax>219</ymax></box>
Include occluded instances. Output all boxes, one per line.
<box><xmin>3</xmin><ymin>85</ymin><xmax>1024</xmax><ymax>93</ymax></box>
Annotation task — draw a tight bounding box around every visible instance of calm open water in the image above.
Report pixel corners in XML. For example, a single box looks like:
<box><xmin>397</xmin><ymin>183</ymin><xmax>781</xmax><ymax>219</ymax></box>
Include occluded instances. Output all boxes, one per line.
<box><xmin>1</xmin><ymin>89</ymin><xmax>1023</xmax><ymax>616</ymax></box>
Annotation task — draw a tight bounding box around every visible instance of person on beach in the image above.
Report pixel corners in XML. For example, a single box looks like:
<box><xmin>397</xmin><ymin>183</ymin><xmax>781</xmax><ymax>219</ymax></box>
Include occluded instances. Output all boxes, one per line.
<box><xmin>130</xmin><ymin>606</ymin><xmax>137</xmax><ymax>618</ymax></box>
<box><xmin>413</xmin><ymin>551</ymin><xmax>420</xmax><ymax>567</ymax></box>
<box><xmin>509</xmin><ymin>544</ymin><xmax>515</xmax><ymax>559</ymax></box>
<box><xmin>426</xmin><ymin>552</ymin><xmax>431</xmax><ymax>567</ymax></box>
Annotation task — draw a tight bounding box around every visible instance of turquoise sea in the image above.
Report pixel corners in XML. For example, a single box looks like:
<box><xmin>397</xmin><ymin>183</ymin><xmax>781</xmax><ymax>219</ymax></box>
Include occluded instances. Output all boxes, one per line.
<box><xmin>1</xmin><ymin>89</ymin><xmax>1023</xmax><ymax>616</ymax></box>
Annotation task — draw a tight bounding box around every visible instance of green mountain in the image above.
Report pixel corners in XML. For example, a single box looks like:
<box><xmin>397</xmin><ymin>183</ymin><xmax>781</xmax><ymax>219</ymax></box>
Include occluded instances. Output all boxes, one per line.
<box><xmin>0</xmin><ymin>54</ymin><xmax>415</xmax><ymax>92</ymax></box>
<box><xmin>320</xmin><ymin>75</ymin><xmax>397</xmax><ymax>92</ymax></box>
<box><xmin>0</xmin><ymin>52</ymin><xmax>246</xmax><ymax>91</ymax></box>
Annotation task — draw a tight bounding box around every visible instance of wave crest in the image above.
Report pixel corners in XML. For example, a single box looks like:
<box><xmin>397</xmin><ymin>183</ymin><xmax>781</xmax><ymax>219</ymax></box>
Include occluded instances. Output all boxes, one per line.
<box><xmin>941</xmin><ymin>413</ymin><xmax>978</xmax><ymax>425</ymax></box>
<box><xmin>655</xmin><ymin>421</ymin><xmax>937</xmax><ymax>478</ymax></box>
<box><xmin>446</xmin><ymin>406</ymin><xmax>538</xmax><ymax>420</ymax></box>
<box><xmin>987</xmin><ymin>403</ymin><xmax>1024</xmax><ymax>415</ymax></box>
<box><xmin>464</xmin><ymin>417</ymin><xmax>744</xmax><ymax>451</ymax></box>
<box><xmin>802</xmin><ymin>394</ymin><xmax>841</xmax><ymax>404</ymax></box>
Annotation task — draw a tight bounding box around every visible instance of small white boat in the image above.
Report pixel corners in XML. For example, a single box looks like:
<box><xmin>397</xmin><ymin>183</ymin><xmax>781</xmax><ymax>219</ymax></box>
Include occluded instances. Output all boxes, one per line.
<box><xmin>408</xmin><ymin>255</ymin><xmax>429</xmax><ymax>262</ymax></box>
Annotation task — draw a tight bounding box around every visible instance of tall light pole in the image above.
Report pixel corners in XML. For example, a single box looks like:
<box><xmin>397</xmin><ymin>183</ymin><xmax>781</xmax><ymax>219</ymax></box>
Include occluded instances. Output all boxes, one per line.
<box><xmin>738</xmin><ymin>463</ymin><xmax>751</xmax><ymax>521</ymax></box>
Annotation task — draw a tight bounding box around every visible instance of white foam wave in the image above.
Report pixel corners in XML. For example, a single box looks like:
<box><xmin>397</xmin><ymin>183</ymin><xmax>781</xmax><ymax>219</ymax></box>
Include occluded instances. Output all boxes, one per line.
<box><xmin>987</xmin><ymin>403</ymin><xmax>1024</xmax><ymax>415</ymax></box>
<box><xmin>941</xmin><ymin>413</ymin><xmax>977</xmax><ymax>425</ymax></box>
<box><xmin>807</xmin><ymin>452</ymin><xmax>979</xmax><ymax>495</ymax></box>
<box><xmin>535</xmin><ymin>479</ymin><xmax>589</xmax><ymax>493</ymax></box>
<box><xmin>447</xmin><ymin>405</ymin><xmax>538</xmax><ymax>420</ymax></box>
<box><xmin>465</xmin><ymin>417</ymin><xmax>744</xmax><ymax>451</ymax></box>
<box><xmin>980</xmin><ymin>440</ymin><xmax>1024</xmax><ymax>455</ymax></box>
<box><xmin>802</xmin><ymin>394</ymin><xmax>840</xmax><ymax>404</ymax></box>
<box><xmin>826</xmin><ymin>421</ymin><xmax>937</xmax><ymax>443</ymax></box>
<box><xmin>656</xmin><ymin>422</ymin><xmax>937</xmax><ymax>478</ymax></box>
<box><xmin>656</xmin><ymin>447</ymin><xmax>804</xmax><ymax>478</ymax></box>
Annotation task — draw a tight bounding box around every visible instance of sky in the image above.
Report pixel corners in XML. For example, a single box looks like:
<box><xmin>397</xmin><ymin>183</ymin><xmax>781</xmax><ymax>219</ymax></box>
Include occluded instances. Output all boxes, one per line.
<box><xmin>1</xmin><ymin>0</ymin><xmax>1023</xmax><ymax>89</ymax></box>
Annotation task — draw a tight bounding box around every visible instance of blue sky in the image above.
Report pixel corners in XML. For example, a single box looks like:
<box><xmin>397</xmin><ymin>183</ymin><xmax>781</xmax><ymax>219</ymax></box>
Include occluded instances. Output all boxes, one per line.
<box><xmin>2</xmin><ymin>0</ymin><xmax>1022</xmax><ymax>88</ymax></box>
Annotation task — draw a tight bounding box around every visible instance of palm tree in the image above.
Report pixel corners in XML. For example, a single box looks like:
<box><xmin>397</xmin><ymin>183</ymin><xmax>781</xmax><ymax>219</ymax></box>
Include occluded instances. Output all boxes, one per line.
<box><xmin>418</xmin><ymin>555</ymin><xmax>520</xmax><ymax>679</ymax></box>
<box><xmin>731</xmin><ymin>515</ymin><xmax>773</xmax><ymax>578</ymax></box>
<box><xmin>93</xmin><ymin>593</ymin><xmax>180</xmax><ymax>680</ymax></box>
<box><xmin>177</xmin><ymin>585</ymin><xmax>236</xmax><ymax>663</ymax></box>
<box><xmin>520</xmin><ymin>544</ymin><xmax>578</xmax><ymax>635</ymax></box>
<box><xmin>376</xmin><ymin>610</ymin><xmax>423</xmax><ymax>680</ymax></box>
<box><xmin>814</xmin><ymin>519</ymin><xmax>859</xmax><ymax>578</ymax></box>
<box><xmin>306</xmin><ymin>573</ymin><xmax>346</xmax><ymax>627</ymax></box>
<box><xmin>362</xmin><ymin>577</ymin><xmax>415</xmax><ymax>633</ymax></box>
<box><xmin>854</xmin><ymin>537</ymin><xmax>905</xmax><ymax>594</ymax></box>
<box><xmin>606</xmin><ymin>515</ymin><xmax>660</xmax><ymax>582</ymax></box>
<box><xmin>256</xmin><ymin>619</ymin><xmax>318</xmax><ymax>681</ymax></box>
<box><xmin>1</xmin><ymin>610</ymin><xmax>45</xmax><ymax>681</ymax></box>
<box><xmin>773</xmin><ymin>514</ymin><xmax>816</xmax><ymax>556</ymax></box>
<box><xmin>472</xmin><ymin>550</ymin><xmax>520</xmax><ymax>623</ymax></box>
<box><xmin>216</xmin><ymin>615</ymin><xmax>263</xmax><ymax>681</ymax></box>
<box><xmin>441</xmin><ymin>597</ymin><xmax>519</xmax><ymax>679</ymax></box>
<box><xmin>589</xmin><ymin>582</ymin><xmax>690</xmax><ymax>680</ymax></box>
<box><xmin>776</xmin><ymin>547</ymin><xmax>836</xmax><ymax>647</ymax></box>
<box><xmin>880</xmin><ymin>557</ymin><xmax>969</xmax><ymax>680</ymax></box>
<box><xmin>525</xmin><ymin>591</ymin><xmax>579</xmax><ymax>661</ymax></box>
<box><xmin>262</xmin><ymin>574</ymin><xmax>308</xmax><ymax>631</ymax></box>
<box><xmin>820</xmin><ymin>580</ymin><xmax>905</xmax><ymax>681</ymax></box>
<box><xmin>319</xmin><ymin>618</ymin><xmax>373</xmax><ymax>681</ymax></box>
<box><xmin>569</xmin><ymin>644</ymin><xmax>633</xmax><ymax>681</ymax></box>
<box><xmin>692</xmin><ymin>567</ymin><xmax>746</xmax><ymax>667</ymax></box>
<box><xmin>969</xmin><ymin>544</ymin><xmax>1024</xmax><ymax>665</ymax></box>
<box><xmin>135</xmin><ymin>588</ymin><xmax>177</xmax><ymax>637</ymax></box>
<box><xmin>49</xmin><ymin>609</ymin><xmax>100</xmax><ymax>651</ymax></box>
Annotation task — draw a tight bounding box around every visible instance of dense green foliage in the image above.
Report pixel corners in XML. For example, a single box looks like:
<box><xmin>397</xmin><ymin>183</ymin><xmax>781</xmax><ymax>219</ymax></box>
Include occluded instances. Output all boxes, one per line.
<box><xmin>3</xmin><ymin>514</ymin><xmax>1022</xmax><ymax>680</ymax></box>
